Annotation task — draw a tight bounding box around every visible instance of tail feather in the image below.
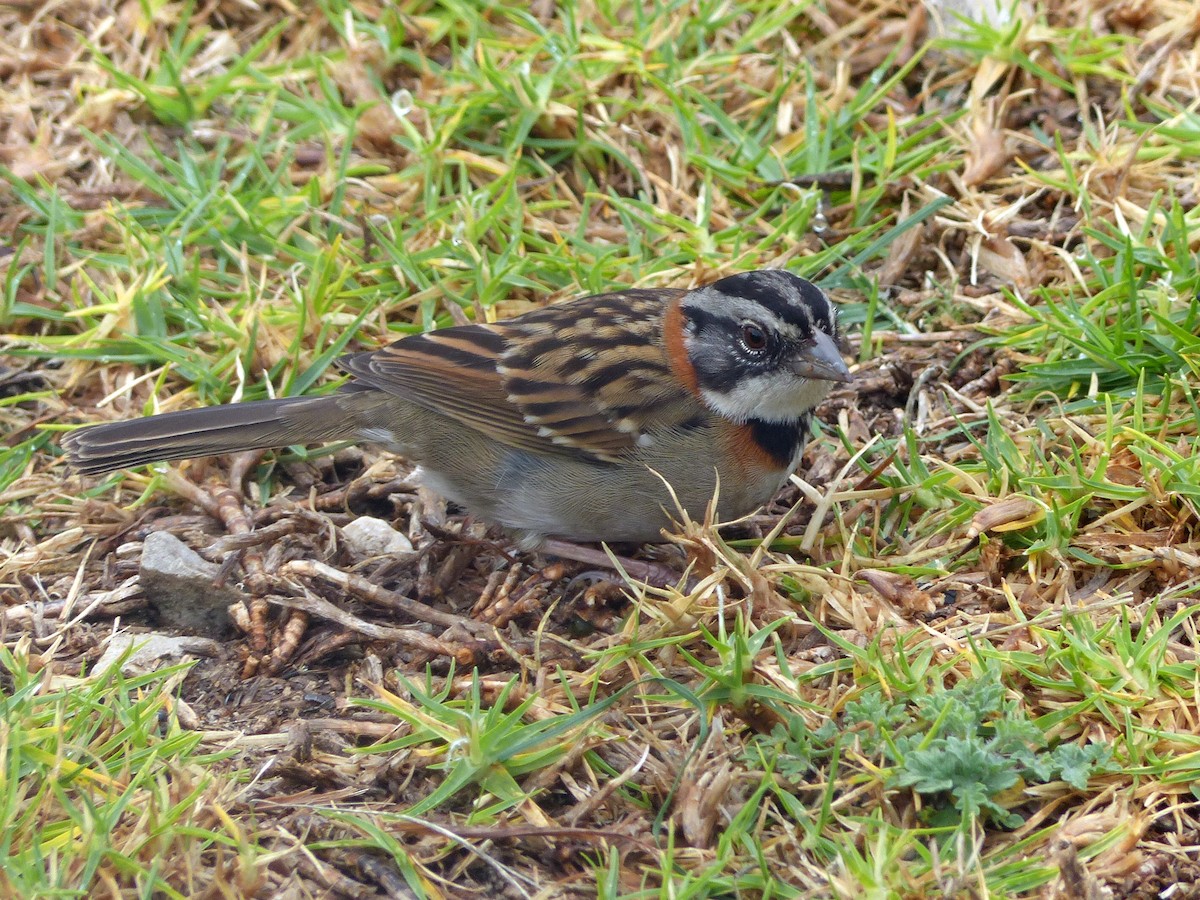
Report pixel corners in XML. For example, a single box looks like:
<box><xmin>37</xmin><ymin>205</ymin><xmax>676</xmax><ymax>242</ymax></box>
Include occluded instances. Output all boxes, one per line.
<box><xmin>62</xmin><ymin>395</ymin><xmax>349</xmax><ymax>475</ymax></box>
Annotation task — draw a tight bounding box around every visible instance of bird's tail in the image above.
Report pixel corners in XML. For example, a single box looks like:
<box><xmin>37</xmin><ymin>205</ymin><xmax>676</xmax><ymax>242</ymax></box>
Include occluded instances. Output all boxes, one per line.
<box><xmin>62</xmin><ymin>394</ymin><xmax>349</xmax><ymax>475</ymax></box>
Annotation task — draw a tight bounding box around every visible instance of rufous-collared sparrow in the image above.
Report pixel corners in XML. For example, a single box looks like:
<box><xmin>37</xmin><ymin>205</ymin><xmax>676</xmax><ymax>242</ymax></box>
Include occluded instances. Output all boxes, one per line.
<box><xmin>63</xmin><ymin>269</ymin><xmax>851</xmax><ymax>548</ymax></box>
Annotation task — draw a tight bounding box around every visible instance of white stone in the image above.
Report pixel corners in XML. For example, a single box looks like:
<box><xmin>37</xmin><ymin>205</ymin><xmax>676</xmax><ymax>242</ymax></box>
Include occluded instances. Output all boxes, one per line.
<box><xmin>925</xmin><ymin>0</ymin><xmax>1026</xmax><ymax>40</ymax></box>
<box><xmin>93</xmin><ymin>632</ymin><xmax>220</xmax><ymax>676</ymax></box>
<box><xmin>342</xmin><ymin>516</ymin><xmax>415</xmax><ymax>558</ymax></box>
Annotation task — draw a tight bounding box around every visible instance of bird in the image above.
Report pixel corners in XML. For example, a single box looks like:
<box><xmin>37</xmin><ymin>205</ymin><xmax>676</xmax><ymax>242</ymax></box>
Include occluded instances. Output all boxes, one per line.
<box><xmin>63</xmin><ymin>269</ymin><xmax>851</xmax><ymax>552</ymax></box>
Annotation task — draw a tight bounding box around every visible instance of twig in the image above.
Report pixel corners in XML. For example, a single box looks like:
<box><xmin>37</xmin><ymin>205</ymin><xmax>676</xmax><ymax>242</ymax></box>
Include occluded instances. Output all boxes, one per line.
<box><xmin>267</xmin><ymin>590</ymin><xmax>472</xmax><ymax>663</ymax></box>
<box><xmin>279</xmin><ymin>559</ymin><xmax>489</xmax><ymax>634</ymax></box>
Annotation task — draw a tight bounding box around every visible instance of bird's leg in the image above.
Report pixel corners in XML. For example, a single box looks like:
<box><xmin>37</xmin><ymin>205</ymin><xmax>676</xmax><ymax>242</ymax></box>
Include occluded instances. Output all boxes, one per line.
<box><xmin>538</xmin><ymin>538</ymin><xmax>683</xmax><ymax>588</ymax></box>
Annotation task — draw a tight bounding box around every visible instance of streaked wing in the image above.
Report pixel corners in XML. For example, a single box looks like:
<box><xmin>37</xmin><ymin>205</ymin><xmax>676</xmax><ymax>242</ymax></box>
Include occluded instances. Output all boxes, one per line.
<box><xmin>338</xmin><ymin>288</ymin><xmax>704</xmax><ymax>462</ymax></box>
<box><xmin>499</xmin><ymin>289</ymin><xmax>702</xmax><ymax>459</ymax></box>
<box><xmin>337</xmin><ymin>323</ymin><xmax>576</xmax><ymax>457</ymax></box>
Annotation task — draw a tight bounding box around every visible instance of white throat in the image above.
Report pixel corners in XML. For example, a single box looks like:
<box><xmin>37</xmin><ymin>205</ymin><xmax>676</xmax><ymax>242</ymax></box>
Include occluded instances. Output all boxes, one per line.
<box><xmin>700</xmin><ymin>373</ymin><xmax>833</xmax><ymax>424</ymax></box>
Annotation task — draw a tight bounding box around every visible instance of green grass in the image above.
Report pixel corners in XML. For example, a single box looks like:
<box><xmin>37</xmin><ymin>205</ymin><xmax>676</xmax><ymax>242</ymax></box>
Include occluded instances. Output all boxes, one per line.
<box><xmin>4</xmin><ymin>0</ymin><xmax>1200</xmax><ymax>896</ymax></box>
<box><xmin>0</xmin><ymin>647</ymin><xmax>257</xmax><ymax>898</ymax></box>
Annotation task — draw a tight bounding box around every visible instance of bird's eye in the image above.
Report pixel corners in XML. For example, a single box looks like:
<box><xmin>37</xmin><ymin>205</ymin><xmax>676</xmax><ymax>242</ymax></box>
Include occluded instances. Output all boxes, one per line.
<box><xmin>740</xmin><ymin>323</ymin><xmax>768</xmax><ymax>351</ymax></box>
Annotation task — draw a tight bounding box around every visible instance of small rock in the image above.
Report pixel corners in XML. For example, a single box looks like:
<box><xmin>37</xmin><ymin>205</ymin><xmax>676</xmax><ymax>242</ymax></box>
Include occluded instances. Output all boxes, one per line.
<box><xmin>924</xmin><ymin>0</ymin><xmax>1027</xmax><ymax>40</ymax></box>
<box><xmin>341</xmin><ymin>516</ymin><xmax>414</xmax><ymax>558</ymax></box>
<box><xmin>92</xmin><ymin>631</ymin><xmax>222</xmax><ymax>676</ymax></box>
<box><xmin>139</xmin><ymin>531</ymin><xmax>243</xmax><ymax>636</ymax></box>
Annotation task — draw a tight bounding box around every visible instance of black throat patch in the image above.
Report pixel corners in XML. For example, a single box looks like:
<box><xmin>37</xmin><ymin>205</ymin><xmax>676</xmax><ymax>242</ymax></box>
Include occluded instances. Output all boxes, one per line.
<box><xmin>748</xmin><ymin>416</ymin><xmax>809</xmax><ymax>468</ymax></box>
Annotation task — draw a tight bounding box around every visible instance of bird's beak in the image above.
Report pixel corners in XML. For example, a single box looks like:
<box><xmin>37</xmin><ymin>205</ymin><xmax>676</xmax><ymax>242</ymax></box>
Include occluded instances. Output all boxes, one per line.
<box><xmin>791</xmin><ymin>330</ymin><xmax>853</xmax><ymax>383</ymax></box>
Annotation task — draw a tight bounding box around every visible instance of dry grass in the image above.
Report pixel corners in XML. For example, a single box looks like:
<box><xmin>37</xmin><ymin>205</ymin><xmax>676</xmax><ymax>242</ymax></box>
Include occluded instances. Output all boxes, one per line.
<box><xmin>4</xmin><ymin>0</ymin><xmax>1200</xmax><ymax>896</ymax></box>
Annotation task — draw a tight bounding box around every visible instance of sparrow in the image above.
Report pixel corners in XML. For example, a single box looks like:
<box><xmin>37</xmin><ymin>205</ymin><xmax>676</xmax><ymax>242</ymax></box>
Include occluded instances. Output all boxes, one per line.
<box><xmin>63</xmin><ymin>269</ymin><xmax>851</xmax><ymax>548</ymax></box>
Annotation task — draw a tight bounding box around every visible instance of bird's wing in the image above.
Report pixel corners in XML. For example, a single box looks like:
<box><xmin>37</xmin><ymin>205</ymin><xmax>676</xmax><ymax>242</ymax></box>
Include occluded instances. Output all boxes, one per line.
<box><xmin>337</xmin><ymin>289</ymin><xmax>705</xmax><ymax>462</ymax></box>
